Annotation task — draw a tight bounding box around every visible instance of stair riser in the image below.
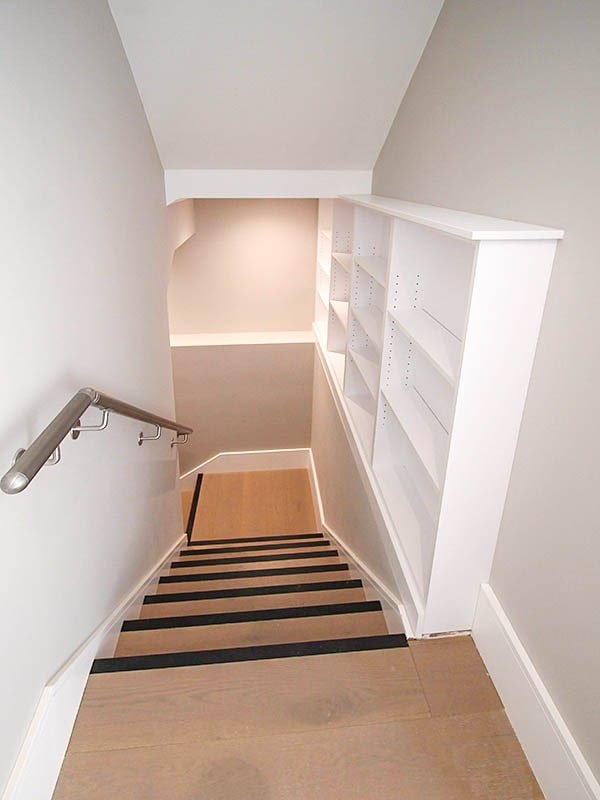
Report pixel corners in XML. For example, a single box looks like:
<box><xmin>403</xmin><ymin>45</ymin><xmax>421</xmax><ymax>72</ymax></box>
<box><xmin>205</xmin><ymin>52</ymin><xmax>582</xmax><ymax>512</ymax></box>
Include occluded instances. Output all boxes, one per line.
<box><xmin>174</xmin><ymin>546</ymin><xmax>337</xmax><ymax>565</ymax></box>
<box><xmin>180</xmin><ymin>540</ymin><xmax>331</xmax><ymax>556</ymax></box>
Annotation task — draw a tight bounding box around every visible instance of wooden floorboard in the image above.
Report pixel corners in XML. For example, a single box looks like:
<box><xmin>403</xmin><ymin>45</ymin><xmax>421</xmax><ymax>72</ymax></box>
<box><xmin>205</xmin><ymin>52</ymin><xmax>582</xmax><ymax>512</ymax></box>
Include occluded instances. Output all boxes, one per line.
<box><xmin>191</xmin><ymin>469</ymin><xmax>317</xmax><ymax>540</ymax></box>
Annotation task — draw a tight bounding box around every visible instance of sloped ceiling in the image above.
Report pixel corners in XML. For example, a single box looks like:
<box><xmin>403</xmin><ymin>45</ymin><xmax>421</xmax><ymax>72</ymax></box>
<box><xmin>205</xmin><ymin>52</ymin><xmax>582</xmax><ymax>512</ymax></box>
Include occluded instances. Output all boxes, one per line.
<box><xmin>109</xmin><ymin>0</ymin><xmax>443</xmax><ymax>170</ymax></box>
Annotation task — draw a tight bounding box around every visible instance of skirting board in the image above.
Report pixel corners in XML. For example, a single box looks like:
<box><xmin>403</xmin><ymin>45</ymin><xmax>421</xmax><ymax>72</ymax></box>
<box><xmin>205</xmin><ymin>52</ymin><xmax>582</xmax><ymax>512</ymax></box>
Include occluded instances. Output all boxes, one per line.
<box><xmin>307</xmin><ymin>450</ymin><xmax>414</xmax><ymax>639</ymax></box>
<box><xmin>3</xmin><ymin>533</ymin><xmax>186</xmax><ymax>800</ymax></box>
<box><xmin>179</xmin><ymin>448</ymin><xmax>311</xmax><ymax>487</ymax></box>
<box><xmin>473</xmin><ymin>584</ymin><xmax>600</xmax><ymax>800</ymax></box>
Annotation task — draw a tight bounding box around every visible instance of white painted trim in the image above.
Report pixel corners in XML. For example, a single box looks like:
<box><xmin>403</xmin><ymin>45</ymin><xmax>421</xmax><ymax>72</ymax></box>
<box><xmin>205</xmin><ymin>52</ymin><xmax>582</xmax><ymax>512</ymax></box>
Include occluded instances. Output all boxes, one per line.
<box><xmin>170</xmin><ymin>330</ymin><xmax>314</xmax><ymax>347</ymax></box>
<box><xmin>164</xmin><ymin>169</ymin><xmax>372</xmax><ymax>203</ymax></box>
<box><xmin>179</xmin><ymin>448</ymin><xmax>311</xmax><ymax>481</ymax></box>
<box><xmin>307</xmin><ymin>449</ymin><xmax>415</xmax><ymax>639</ymax></box>
<box><xmin>3</xmin><ymin>534</ymin><xmax>186</xmax><ymax>800</ymax></box>
<box><xmin>473</xmin><ymin>584</ymin><xmax>600</xmax><ymax>800</ymax></box>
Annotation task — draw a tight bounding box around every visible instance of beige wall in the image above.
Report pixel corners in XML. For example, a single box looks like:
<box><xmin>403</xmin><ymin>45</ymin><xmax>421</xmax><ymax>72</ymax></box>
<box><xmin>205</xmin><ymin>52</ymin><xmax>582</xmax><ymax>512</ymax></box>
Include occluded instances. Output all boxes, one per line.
<box><xmin>0</xmin><ymin>1</ymin><xmax>180</xmax><ymax>791</ymax></box>
<box><xmin>172</xmin><ymin>343</ymin><xmax>314</xmax><ymax>473</ymax></box>
<box><xmin>168</xmin><ymin>199</ymin><xmax>317</xmax><ymax>333</ymax></box>
<box><xmin>373</xmin><ymin>0</ymin><xmax>600</xmax><ymax>776</ymax></box>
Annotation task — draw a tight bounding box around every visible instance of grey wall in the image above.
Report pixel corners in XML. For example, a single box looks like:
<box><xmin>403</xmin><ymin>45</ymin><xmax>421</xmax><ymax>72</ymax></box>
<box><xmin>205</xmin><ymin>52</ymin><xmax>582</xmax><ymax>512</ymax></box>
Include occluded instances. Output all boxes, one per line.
<box><xmin>172</xmin><ymin>343</ymin><xmax>314</xmax><ymax>473</ymax></box>
<box><xmin>373</xmin><ymin>0</ymin><xmax>600</xmax><ymax>776</ymax></box>
<box><xmin>168</xmin><ymin>199</ymin><xmax>317</xmax><ymax>333</ymax></box>
<box><xmin>0</xmin><ymin>1</ymin><xmax>180</xmax><ymax>790</ymax></box>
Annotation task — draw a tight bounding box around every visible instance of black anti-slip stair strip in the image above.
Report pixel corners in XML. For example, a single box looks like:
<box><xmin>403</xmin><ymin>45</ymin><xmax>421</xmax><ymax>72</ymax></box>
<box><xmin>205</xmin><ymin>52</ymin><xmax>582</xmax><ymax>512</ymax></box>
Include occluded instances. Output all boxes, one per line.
<box><xmin>143</xmin><ymin>578</ymin><xmax>363</xmax><ymax>604</ymax></box>
<box><xmin>179</xmin><ymin>540</ymin><xmax>331</xmax><ymax>556</ymax></box>
<box><xmin>91</xmin><ymin>634</ymin><xmax>408</xmax><ymax>673</ymax></box>
<box><xmin>171</xmin><ymin>549</ymin><xmax>339</xmax><ymax>569</ymax></box>
<box><xmin>122</xmin><ymin>600</ymin><xmax>382</xmax><ymax>631</ymax></box>
<box><xmin>189</xmin><ymin>533</ymin><xmax>324</xmax><ymax>546</ymax></box>
<box><xmin>159</xmin><ymin>563</ymin><xmax>350</xmax><ymax>584</ymax></box>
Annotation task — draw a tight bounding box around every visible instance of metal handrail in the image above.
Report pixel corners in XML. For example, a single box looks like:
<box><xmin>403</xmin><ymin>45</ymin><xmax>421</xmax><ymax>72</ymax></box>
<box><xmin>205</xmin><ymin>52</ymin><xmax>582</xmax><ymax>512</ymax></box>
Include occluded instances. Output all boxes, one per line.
<box><xmin>1</xmin><ymin>387</ymin><xmax>192</xmax><ymax>495</ymax></box>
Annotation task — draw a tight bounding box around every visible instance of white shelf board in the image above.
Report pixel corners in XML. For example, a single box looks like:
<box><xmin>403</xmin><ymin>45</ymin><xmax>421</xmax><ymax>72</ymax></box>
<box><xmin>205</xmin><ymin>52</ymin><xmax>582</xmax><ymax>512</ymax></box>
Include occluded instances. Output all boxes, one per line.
<box><xmin>355</xmin><ymin>255</ymin><xmax>387</xmax><ymax>286</ymax></box>
<box><xmin>328</xmin><ymin>350</ymin><xmax>346</xmax><ymax>388</ymax></box>
<box><xmin>317</xmin><ymin>285</ymin><xmax>329</xmax><ymax>308</ymax></box>
<box><xmin>322</xmin><ymin>228</ymin><xmax>332</xmax><ymax>240</ymax></box>
<box><xmin>342</xmin><ymin>195</ymin><xmax>564</xmax><ymax>241</ymax></box>
<box><xmin>349</xmin><ymin>348</ymin><xmax>379</xmax><ymax>399</ymax></box>
<box><xmin>389</xmin><ymin>308</ymin><xmax>458</xmax><ymax>385</ymax></box>
<box><xmin>382</xmin><ymin>386</ymin><xmax>446</xmax><ymax>490</ymax></box>
<box><xmin>346</xmin><ymin>393</ymin><xmax>375</xmax><ymax>454</ymax></box>
<box><xmin>375</xmin><ymin>461</ymin><xmax>435</xmax><ymax>603</ymax></box>
<box><xmin>332</xmin><ymin>252</ymin><xmax>353</xmax><ymax>272</ymax></box>
<box><xmin>330</xmin><ymin>300</ymin><xmax>349</xmax><ymax>329</ymax></box>
<box><xmin>318</xmin><ymin>259</ymin><xmax>331</xmax><ymax>277</ymax></box>
<box><xmin>352</xmin><ymin>305</ymin><xmax>383</xmax><ymax>348</ymax></box>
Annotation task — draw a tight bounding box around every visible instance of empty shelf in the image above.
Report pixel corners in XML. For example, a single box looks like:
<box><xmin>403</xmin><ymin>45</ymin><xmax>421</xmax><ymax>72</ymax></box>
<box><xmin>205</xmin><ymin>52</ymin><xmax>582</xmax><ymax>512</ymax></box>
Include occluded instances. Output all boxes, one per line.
<box><xmin>345</xmin><ymin>394</ymin><xmax>375</xmax><ymax>455</ymax></box>
<box><xmin>355</xmin><ymin>255</ymin><xmax>387</xmax><ymax>287</ymax></box>
<box><xmin>330</xmin><ymin>300</ymin><xmax>349</xmax><ymax>329</ymax></box>
<box><xmin>381</xmin><ymin>386</ymin><xmax>447</xmax><ymax>490</ymax></box>
<box><xmin>349</xmin><ymin>349</ymin><xmax>379</xmax><ymax>399</ymax></box>
<box><xmin>332</xmin><ymin>252</ymin><xmax>353</xmax><ymax>272</ymax></box>
<box><xmin>389</xmin><ymin>308</ymin><xmax>460</xmax><ymax>385</ymax></box>
<box><xmin>352</xmin><ymin>306</ymin><xmax>383</xmax><ymax>348</ymax></box>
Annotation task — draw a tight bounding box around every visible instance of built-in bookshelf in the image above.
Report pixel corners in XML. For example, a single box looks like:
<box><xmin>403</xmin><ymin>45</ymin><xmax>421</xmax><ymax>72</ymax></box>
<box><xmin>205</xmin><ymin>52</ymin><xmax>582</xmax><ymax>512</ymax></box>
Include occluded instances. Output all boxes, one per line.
<box><xmin>314</xmin><ymin>194</ymin><xmax>564</xmax><ymax>636</ymax></box>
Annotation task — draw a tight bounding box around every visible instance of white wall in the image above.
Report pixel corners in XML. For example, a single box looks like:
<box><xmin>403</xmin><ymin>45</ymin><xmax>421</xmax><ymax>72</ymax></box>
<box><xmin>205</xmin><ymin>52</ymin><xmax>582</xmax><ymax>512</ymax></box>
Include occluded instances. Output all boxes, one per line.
<box><xmin>168</xmin><ymin>199</ymin><xmax>317</xmax><ymax>334</ymax></box>
<box><xmin>167</xmin><ymin>199</ymin><xmax>195</xmax><ymax>258</ymax></box>
<box><xmin>373</xmin><ymin>0</ymin><xmax>600</xmax><ymax>779</ymax></box>
<box><xmin>0</xmin><ymin>2</ymin><xmax>181</xmax><ymax>791</ymax></box>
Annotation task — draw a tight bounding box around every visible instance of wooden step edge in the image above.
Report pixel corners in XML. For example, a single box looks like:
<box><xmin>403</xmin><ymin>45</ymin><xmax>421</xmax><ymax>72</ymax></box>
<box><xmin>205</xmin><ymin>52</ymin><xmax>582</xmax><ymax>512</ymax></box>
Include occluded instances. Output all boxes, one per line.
<box><xmin>123</xmin><ymin>600</ymin><xmax>382</xmax><ymax>631</ymax></box>
<box><xmin>188</xmin><ymin>532</ymin><xmax>324</xmax><ymax>546</ymax></box>
<box><xmin>179</xmin><ymin>540</ymin><xmax>331</xmax><ymax>556</ymax></box>
<box><xmin>144</xmin><ymin>578</ymin><xmax>363</xmax><ymax>604</ymax></box>
<box><xmin>91</xmin><ymin>634</ymin><xmax>409</xmax><ymax>673</ymax></box>
<box><xmin>159</xmin><ymin>563</ymin><xmax>350</xmax><ymax>584</ymax></box>
<box><xmin>170</xmin><ymin>549</ymin><xmax>339</xmax><ymax>569</ymax></box>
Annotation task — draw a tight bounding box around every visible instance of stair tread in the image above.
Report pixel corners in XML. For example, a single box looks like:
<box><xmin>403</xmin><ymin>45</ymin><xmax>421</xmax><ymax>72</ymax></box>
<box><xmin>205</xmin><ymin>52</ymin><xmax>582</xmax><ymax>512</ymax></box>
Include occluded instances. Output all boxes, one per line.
<box><xmin>180</xmin><ymin>540</ymin><xmax>331</xmax><ymax>556</ymax></box>
<box><xmin>139</xmin><ymin>587</ymin><xmax>367</xmax><ymax>618</ymax></box>
<box><xmin>144</xmin><ymin>579</ymin><xmax>362</xmax><ymax>604</ymax></box>
<box><xmin>123</xmin><ymin>600</ymin><xmax>381</xmax><ymax>630</ymax></box>
<box><xmin>156</xmin><ymin>569</ymin><xmax>356</xmax><ymax>594</ymax></box>
<box><xmin>170</xmin><ymin>549</ymin><xmax>339</xmax><ymax>568</ymax></box>
<box><xmin>189</xmin><ymin>532</ymin><xmax>324</xmax><ymax>545</ymax></box>
<box><xmin>94</xmin><ymin>633</ymin><xmax>408</xmax><ymax>672</ymax></box>
<box><xmin>114</xmin><ymin>611</ymin><xmax>388</xmax><ymax>657</ymax></box>
<box><xmin>168</xmin><ymin>553</ymin><xmax>342</xmax><ymax>576</ymax></box>
<box><xmin>159</xmin><ymin>562</ymin><xmax>349</xmax><ymax>584</ymax></box>
<box><xmin>64</xmin><ymin>646</ymin><xmax>422</xmax><ymax>755</ymax></box>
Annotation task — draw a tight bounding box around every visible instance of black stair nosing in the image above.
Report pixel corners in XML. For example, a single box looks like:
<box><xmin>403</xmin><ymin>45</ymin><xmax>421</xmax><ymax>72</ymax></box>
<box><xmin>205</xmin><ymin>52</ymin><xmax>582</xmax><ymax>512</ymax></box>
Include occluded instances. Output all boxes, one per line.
<box><xmin>91</xmin><ymin>634</ymin><xmax>408</xmax><ymax>673</ymax></box>
<box><xmin>188</xmin><ymin>532</ymin><xmax>324</xmax><ymax>546</ymax></box>
<box><xmin>122</xmin><ymin>600</ymin><xmax>382</xmax><ymax>631</ymax></box>
<box><xmin>171</xmin><ymin>549</ymin><xmax>339</xmax><ymax>568</ymax></box>
<box><xmin>159</xmin><ymin>563</ymin><xmax>350</xmax><ymax>584</ymax></box>
<box><xmin>179</xmin><ymin>540</ymin><xmax>331</xmax><ymax>556</ymax></box>
<box><xmin>143</xmin><ymin>578</ymin><xmax>363</xmax><ymax>604</ymax></box>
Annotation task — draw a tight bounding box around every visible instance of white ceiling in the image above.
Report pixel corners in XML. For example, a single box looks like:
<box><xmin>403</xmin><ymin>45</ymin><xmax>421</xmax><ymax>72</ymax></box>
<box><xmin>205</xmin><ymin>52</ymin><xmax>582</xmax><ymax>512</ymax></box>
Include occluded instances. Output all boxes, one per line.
<box><xmin>109</xmin><ymin>0</ymin><xmax>442</xmax><ymax>171</ymax></box>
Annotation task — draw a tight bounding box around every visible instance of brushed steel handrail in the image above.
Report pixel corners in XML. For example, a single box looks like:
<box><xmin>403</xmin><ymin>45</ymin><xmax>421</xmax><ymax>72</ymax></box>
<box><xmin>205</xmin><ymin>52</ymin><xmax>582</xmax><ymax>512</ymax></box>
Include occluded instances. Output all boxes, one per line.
<box><xmin>1</xmin><ymin>387</ymin><xmax>192</xmax><ymax>495</ymax></box>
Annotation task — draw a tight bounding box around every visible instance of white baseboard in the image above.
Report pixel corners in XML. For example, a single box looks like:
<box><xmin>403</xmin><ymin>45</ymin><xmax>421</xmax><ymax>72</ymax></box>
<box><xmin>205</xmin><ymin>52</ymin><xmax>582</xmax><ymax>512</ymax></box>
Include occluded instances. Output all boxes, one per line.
<box><xmin>179</xmin><ymin>448</ymin><xmax>311</xmax><ymax>482</ymax></box>
<box><xmin>473</xmin><ymin>584</ymin><xmax>600</xmax><ymax>800</ymax></box>
<box><xmin>307</xmin><ymin>450</ymin><xmax>414</xmax><ymax>638</ymax></box>
<box><xmin>3</xmin><ymin>533</ymin><xmax>185</xmax><ymax>800</ymax></box>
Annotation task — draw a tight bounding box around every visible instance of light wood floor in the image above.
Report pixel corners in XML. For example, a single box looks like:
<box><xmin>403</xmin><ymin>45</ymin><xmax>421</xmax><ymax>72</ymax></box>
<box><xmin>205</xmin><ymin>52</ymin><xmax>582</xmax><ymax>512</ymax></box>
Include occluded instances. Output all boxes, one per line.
<box><xmin>53</xmin><ymin>469</ymin><xmax>543</xmax><ymax>799</ymax></box>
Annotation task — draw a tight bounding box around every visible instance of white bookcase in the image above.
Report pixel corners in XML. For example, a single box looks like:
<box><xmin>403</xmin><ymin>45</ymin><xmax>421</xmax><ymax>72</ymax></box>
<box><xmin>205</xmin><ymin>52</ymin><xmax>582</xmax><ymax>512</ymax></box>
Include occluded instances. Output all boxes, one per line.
<box><xmin>314</xmin><ymin>194</ymin><xmax>563</xmax><ymax>636</ymax></box>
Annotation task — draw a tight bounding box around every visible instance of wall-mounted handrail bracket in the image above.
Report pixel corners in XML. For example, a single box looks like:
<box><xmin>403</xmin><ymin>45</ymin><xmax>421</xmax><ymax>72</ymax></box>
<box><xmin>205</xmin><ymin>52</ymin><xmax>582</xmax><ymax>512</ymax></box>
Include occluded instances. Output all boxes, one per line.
<box><xmin>1</xmin><ymin>387</ymin><xmax>192</xmax><ymax>494</ymax></box>
<box><xmin>71</xmin><ymin>408</ymin><xmax>110</xmax><ymax>439</ymax></box>
<box><xmin>138</xmin><ymin>425</ymin><xmax>162</xmax><ymax>446</ymax></box>
<box><xmin>170</xmin><ymin>432</ymin><xmax>189</xmax><ymax>447</ymax></box>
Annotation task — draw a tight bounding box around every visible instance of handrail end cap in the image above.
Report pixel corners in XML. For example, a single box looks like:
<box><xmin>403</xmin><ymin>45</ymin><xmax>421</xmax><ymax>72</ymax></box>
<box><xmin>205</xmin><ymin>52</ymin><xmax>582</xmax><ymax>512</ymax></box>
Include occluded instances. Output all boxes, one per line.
<box><xmin>1</xmin><ymin>472</ymin><xmax>30</xmax><ymax>494</ymax></box>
